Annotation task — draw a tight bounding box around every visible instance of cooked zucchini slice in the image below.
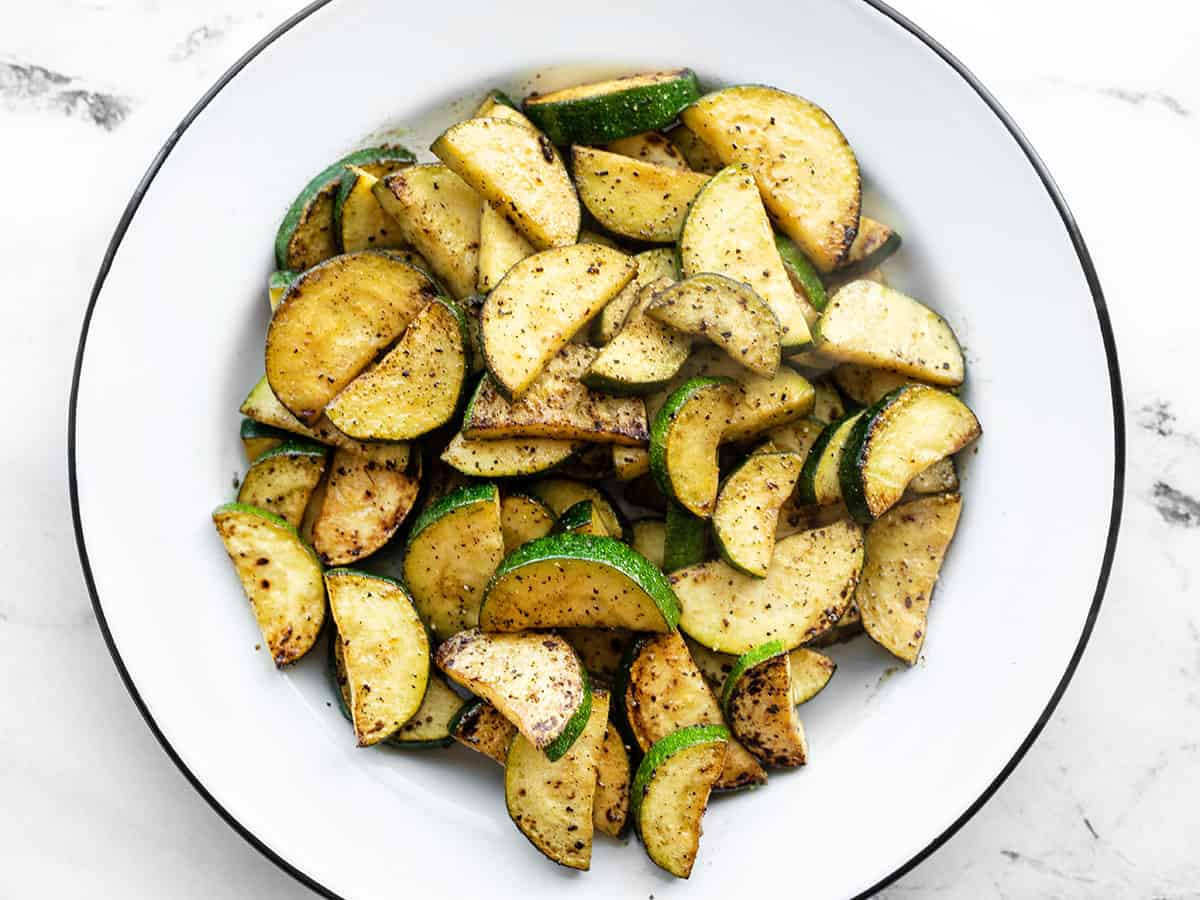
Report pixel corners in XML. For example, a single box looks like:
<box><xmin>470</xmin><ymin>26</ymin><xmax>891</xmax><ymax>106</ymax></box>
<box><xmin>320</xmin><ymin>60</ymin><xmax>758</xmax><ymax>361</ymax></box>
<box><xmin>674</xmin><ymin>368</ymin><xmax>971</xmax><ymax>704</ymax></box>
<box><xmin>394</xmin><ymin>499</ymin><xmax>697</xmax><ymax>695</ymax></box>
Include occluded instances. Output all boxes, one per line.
<box><xmin>908</xmin><ymin>456</ymin><xmax>959</xmax><ymax>495</ymax></box>
<box><xmin>528</xmin><ymin>479</ymin><xmax>627</xmax><ymax>540</ymax></box>
<box><xmin>592</xmin><ymin>248</ymin><xmax>679</xmax><ymax>345</ymax></box>
<box><xmin>840</xmin><ymin>385</ymin><xmax>980</xmax><ymax>522</ymax></box>
<box><xmin>500</xmin><ymin>491</ymin><xmax>556</xmax><ymax>553</ymax></box>
<box><xmin>720</xmin><ymin>642</ymin><xmax>807</xmax><ymax>768</ymax></box>
<box><xmin>647</xmin><ymin>274</ymin><xmax>781</xmax><ymax>377</ymax></box>
<box><xmin>620</xmin><ymin>632</ymin><xmax>766</xmax><ymax>790</ymax></box>
<box><xmin>835</xmin><ymin>216</ymin><xmax>901</xmax><ymax>277</ymax></box>
<box><xmin>632</xmin><ymin>724</ymin><xmax>728</xmax><ymax>879</ymax></box>
<box><xmin>663</xmin><ymin>501</ymin><xmax>707</xmax><ymax>573</ymax></box>
<box><xmin>475</xmin><ymin>88</ymin><xmax>523</xmax><ymax>120</ymax></box>
<box><xmin>796</xmin><ymin>412</ymin><xmax>864</xmax><ymax>507</ymax></box>
<box><xmin>807</xmin><ymin>600</ymin><xmax>863</xmax><ymax>648</ymax></box>
<box><xmin>477</xmin><ymin>201</ymin><xmax>535</xmax><ymax>292</ymax></box>
<box><xmin>552</xmin><ymin>500</ymin><xmax>608</xmax><ymax>537</ymax></box>
<box><xmin>712</xmin><ymin>451</ymin><xmax>804</xmax><ymax>577</ymax></box>
<box><xmin>524</xmin><ymin>70</ymin><xmax>700</xmax><ymax>145</ymax></box>
<box><xmin>583</xmin><ymin>278</ymin><xmax>690</xmax><ymax>395</ymax></box>
<box><xmin>267</xmin><ymin>270</ymin><xmax>298</xmax><ymax>312</ymax></box>
<box><xmin>435</xmin><ymin>628</ymin><xmax>592</xmax><ymax>760</ymax></box>
<box><xmin>594</xmin><ymin>722</ymin><xmax>632</xmax><ymax>837</ymax></box>
<box><xmin>674</xmin><ymin>519</ymin><xmax>864</xmax><ymax>653</ymax></box>
<box><xmin>448</xmin><ymin>698</ymin><xmax>516</xmax><ymax>763</ymax></box>
<box><xmin>465</xmin><ymin>345</ymin><xmax>648</xmax><ymax>445</ymax></box>
<box><xmin>275</xmin><ymin>145</ymin><xmax>414</xmax><ymax>270</ymax></box>
<box><xmin>403</xmin><ymin>483</ymin><xmax>504</xmax><ymax>637</ymax></box>
<box><xmin>604</xmin><ymin>131</ymin><xmax>689</xmax><ymax>170</ymax></box>
<box><xmin>561</xmin><ymin>627</ymin><xmax>631</xmax><ymax>681</ymax></box>
<box><xmin>480</xmin><ymin>533</ymin><xmax>679</xmax><ymax>632</ymax></box>
<box><xmin>630</xmin><ymin>518</ymin><xmax>666</xmax><ymax>568</ymax></box>
<box><xmin>766</xmin><ymin>417</ymin><xmax>827</xmax><ymax>458</ymax></box>
<box><xmin>775</xmin><ymin>234</ymin><xmax>828</xmax><ymax>313</ymax></box>
<box><xmin>858</xmin><ymin>492</ymin><xmax>963</xmax><ymax>664</ymax></box>
<box><xmin>505</xmin><ymin>688</ymin><xmax>609</xmax><ymax>870</ymax></box>
<box><xmin>554</xmin><ymin>444</ymin><xmax>616</xmax><ymax>481</ymax></box>
<box><xmin>649</xmin><ymin>376</ymin><xmax>737</xmax><ymax>518</ymax></box>
<box><xmin>686</xmin><ymin>638</ymin><xmax>832</xmax><ymax>702</ymax></box>
<box><xmin>333</xmin><ymin>165</ymin><xmax>406</xmax><ymax>253</ymax></box>
<box><xmin>831</xmin><ymin>363</ymin><xmax>922</xmax><ymax>407</ymax></box>
<box><xmin>211</xmin><ymin>503</ymin><xmax>325</xmax><ymax>666</ymax></box>
<box><xmin>810</xmin><ymin>378</ymin><xmax>846</xmax><ymax>423</ymax></box>
<box><xmin>441</xmin><ymin>432</ymin><xmax>581</xmax><ymax>479</ymax></box>
<box><xmin>815</xmin><ymin>281</ymin><xmax>965</xmax><ymax>386</ymax></box>
<box><xmin>311</xmin><ymin>445</ymin><xmax>419</xmax><ymax>566</ymax></box>
<box><xmin>241</xmin><ymin>376</ymin><xmax>387</xmax><ymax>453</ymax></box>
<box><xmin>481</xmin><ymin>244</ymin><xmax>636</xmax><ymax>400</ymax></box>
<box><xmin>239</xmin><ymin>418</ymin><xmax>287</xmax><ymax>463</ymax></box>
<box><xmin>373</xmin><ymin>164</ymin><xmax>481</xmax><ymax>299</ymax></box>
<box><xmin>325</xmin><ymin>296</ymin><xmax>468</xmax><ymax>440</ymax></box>
<box><xmin>265</xmin><ymin>252</ymin><xmax>436</xmax><ymax>423</ymax></box>
<box><xmin>432</xmin><ymin>117</ymin><xmax>579</xmax><ymax>250</ymax></box>
<box><xmin>612</xmin><ymin>445</ymin><xmax>651</xmax><ymax>481</ymax></box>
<box><xmin>573</xmin><ymin>146</ymin><xmax>709</xmax><ymax>243</ymax></box>
<box><xmin>667</xmin><ymin>124</ymin><xmax>723</xmax><ymax>174</ymax></box>
<box><xmin>679</xmin><ymin>164</ymin><xmax>812</xmax><ymax>351</ymax></box>
<box><xmin>237</xmin><ymin>441</ymin><xmax>328</xmax><ymax>529</ymax></box>
<box><xmin>681</xmin><ymin>86</ymin><xmax>860</xmax><ymax>272</ymax></box>
<box><xmin>324</xmin><ymin>569</ymin><xmax>429</xmax><ymax>746</ymax></box>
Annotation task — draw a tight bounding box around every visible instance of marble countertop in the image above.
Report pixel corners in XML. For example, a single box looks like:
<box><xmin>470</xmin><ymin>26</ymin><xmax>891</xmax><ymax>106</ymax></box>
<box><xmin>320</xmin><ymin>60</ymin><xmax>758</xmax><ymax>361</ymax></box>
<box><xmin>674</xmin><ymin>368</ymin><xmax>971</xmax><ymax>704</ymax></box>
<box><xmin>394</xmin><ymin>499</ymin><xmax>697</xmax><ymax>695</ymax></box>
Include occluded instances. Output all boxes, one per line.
<box><xmin>3</xmin><ymin>1</ymin><xmax>1197</xmax><ymax>896</ymax></box>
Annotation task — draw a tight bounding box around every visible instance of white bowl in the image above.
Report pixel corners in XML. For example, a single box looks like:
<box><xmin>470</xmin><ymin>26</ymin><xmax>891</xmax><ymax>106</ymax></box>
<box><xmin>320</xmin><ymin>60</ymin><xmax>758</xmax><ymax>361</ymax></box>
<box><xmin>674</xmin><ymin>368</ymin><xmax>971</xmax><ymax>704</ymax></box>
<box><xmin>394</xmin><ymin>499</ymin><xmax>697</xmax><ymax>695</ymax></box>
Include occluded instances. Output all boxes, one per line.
<box><xmin>69</xmin><ymin>1</ymin><xmax>1123</xmax><ymax>897</ymax></box>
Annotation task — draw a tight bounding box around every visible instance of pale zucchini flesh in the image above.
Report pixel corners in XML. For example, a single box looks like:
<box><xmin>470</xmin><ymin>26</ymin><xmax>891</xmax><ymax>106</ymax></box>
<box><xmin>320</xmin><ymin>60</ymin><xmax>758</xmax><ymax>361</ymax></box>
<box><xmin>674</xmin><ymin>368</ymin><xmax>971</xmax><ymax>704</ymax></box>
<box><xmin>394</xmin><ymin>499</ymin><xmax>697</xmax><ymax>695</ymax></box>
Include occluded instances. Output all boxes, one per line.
<box><xmin>334</xmin><ymin>165</ymin><xmax>408</xmax><ymax>253</ymax></box>
<box><xmin>373</xmin><ymin>165</ymin><xmax>481</xmax><ymax>300</ymax></box>
<box><xmin>612</xmin><ymin>445</ymin><xmax>651</xmax><ymax>481</ymax></box>
<box><xmin>433</xmin><ymin>117</ymin><xmax>580</xmax><ymax>250</ymax></box>
<box><xmin>441</xmin><ymin>431</ymin><xmax>582</xmax><ymax>478</ymax></box>
<box><xmin>857</xmin><ymin>492</ymin><xmax>963</xmax><ymax>664</ymax></box>
<box><xmin>481</xmin><ymin>244</ymin><xmax>636</xmax><ymax>400</ymax></box>
<box><xmin>832</xmin><ymin>362</ymin><xmax>923</xmax><ymax>406</ymax></box>
<box><xmin>561</xmin><ymin>627</ymin><xmax>631</xmax><ymax>681</ymax></box>
<box><xmin>311</xmin><ymin>445</ymin><xmax>418</xmax><ymax>566</ymax></box>
<box><xmin>604</xmin><ymin>131</ymin><xmax>690</xmax><ymax>170</ymax></box>
<box><xmin>527</xmin><ymin>479</ymin><xmax>627</xmax><ymax>540</ymax></box>
<box><xmin>403</xmin><ymin>483</ymin><xmax>504</xmax><ymax>638</ymax></box>
<box><xmin>593</xmin><ymin>247</ymin><xmax>679</xmax><ymax>345</ymax></box>
<box><xmin>212</xmin><ymin>503</ymin><xmax>325</xmax><ymax>666</ymax></box>
<box><xmin>630</xmin><ymin>518</ymin><xmax>666</xmax><ymax>569</ymax></box>
<box><xmin>681</xmin><ymin>86</ymin><xmax>861</xmax><ymax>272</ymax></box>
<box><xmin>583</xmin><ymin>278</ymin><xmax>691</xmax><ymax>395</ymax></box>
<box><xmin>766</xmin><ymin>417</ymin><xmax>827</xmax><ymax>458</ymax></box>
<box><xmin>649</xmin><ymin>376</ymin><xmax>737</xmax><ymax>518</ymax></box>
<box><xmin>679</xmin><ymin>164</ymin><xmax>812</xmax><ymax>350</ymax></box>
<box><xmin>241</xmin><ymin>375</ymin><xmax>399</xmax><ymax>454</ymax></box>
<box><xmin>798</xmin><ymin>412</ymin><xmax>864</xmax><ymax>507</ymax></box>
<box><xmin>674</xmin><ymin>519</ymin><xmax>865</xmax><ymax>653</ymax></box>
<box><xmin>500</xmin><ymin>492</ymin><xmax>556</xmax><ymax>553</ymax></box>
<box><xmin>810</xmin><ymin>378</ymin><xmax>846</xmax><ymax>423</ymax></box>
<box><xmin>477</xmin><ymin>201</ymin><xmax>535</xmax><ymax>292</ymax></box>
<box><xmin>907</xmin><ymin>456</ymin><xmax>960</xmax><ymax>495</ymax></box>
<box><xmin>712</xmin><ymin>451</ymin><xmax>804</xmax><ymax>577</ymax></box>
<box><xmin>325</xmin><ymin>570</ymin><xmax>430</xmax><ymax>746</ymax></box>
<box><xmin>721</xmin><ymin>643</ymin><xmax>808</xmax><ymax>768</ymax></box>
<box><xmin>573</xmin><ymin>146</ymin><xmax>709</xmax><ymax>243</ymax></box>
<box><xmin>325</xmin><ymin>296</ymin><xmax>468</xmax><ymax>440</ymax></box>
<box><xmin>593</xmin><ymin>722</ymin><xmax>632</xmax><ymax>837</ymax></box>
<box><xmin>449</xmin><ymin>698</ymin><xmax>516</xmax><ymax>763</ymax></box>
<box><xmin>236</xmin><ymin>442</ymin><xmax>328</xmax><ymax>529</ymax></box>
<box><xmin>667</xmin><ymin>124</ymin><xmax>723</xmax><ymax>173</ymax></box>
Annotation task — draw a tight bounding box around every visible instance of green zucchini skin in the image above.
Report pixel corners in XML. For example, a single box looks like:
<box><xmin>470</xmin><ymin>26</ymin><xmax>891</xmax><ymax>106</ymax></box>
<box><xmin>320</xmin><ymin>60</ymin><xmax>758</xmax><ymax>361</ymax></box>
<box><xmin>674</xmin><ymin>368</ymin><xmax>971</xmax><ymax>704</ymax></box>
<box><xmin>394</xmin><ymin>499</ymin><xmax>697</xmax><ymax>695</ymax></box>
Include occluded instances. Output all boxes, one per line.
<box><xmin>648</xmin><ymin>376</ymin><xmax>735</xmax><ymax>506</ymax></box>
<box><xmin>406</xmin><ymin>482</ymin><xmax>499</xmax><ymax>544</ymax></box>
<box><xmin>543</xmin><ymin>666</ymin><xmax>593</xmax><ymax>762</ymax></box>
<box><xmin>832</xmin><ymin>227</ymin><xmax>902</xmax><ymax>281</ymax></box>
<box><xmin>719</xmin><ymin>640</ymin><xmax>785</xmax><ymax>713</ymax></box>
<box><xmin>524</xmin><ymin>70</ymin><xmax>701</xmax><ymax>145</ymax></box>
<box><xmin>629</xmin><ymin>723</ymin><xmax>729</xmax><ymax>827</ymax></box>
<box><xmin>553</xmin><ymin>499</ymin><xmax>597</xmax><ymax>535</ymax></box>
<box><xmin>274</xmin><ymin>145</ymin><xmax>415</xmax><ymax>269</ymax></box>
<box><xmin>240</xmin><ymin>417</ymin><xmax>291</xmax><ymax>443</ymax></box>
<box><xmin>662</xmin><ymin>502</ymin><xmax>707</xmax><ymax>573</ymax></box>
<box><xmin>795</xmin><ymin>417</ymin><xmax>842</xmax><ymax>505</ymax></box>
<box><xmin>775</xmin><ymin>234</ymin><xmax>828</xmax><ymax>312</ymax></box>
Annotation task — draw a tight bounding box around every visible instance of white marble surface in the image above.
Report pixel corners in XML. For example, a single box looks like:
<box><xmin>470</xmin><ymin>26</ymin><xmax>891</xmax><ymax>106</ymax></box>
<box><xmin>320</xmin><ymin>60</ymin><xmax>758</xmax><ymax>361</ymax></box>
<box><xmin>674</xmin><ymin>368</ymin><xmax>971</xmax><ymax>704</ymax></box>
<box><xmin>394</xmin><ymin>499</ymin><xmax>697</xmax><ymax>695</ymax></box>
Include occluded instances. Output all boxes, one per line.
<box><xmin>3</xmin><ymin>1</ymin><xmax>1198</xmax><ymax>896</ymax></box>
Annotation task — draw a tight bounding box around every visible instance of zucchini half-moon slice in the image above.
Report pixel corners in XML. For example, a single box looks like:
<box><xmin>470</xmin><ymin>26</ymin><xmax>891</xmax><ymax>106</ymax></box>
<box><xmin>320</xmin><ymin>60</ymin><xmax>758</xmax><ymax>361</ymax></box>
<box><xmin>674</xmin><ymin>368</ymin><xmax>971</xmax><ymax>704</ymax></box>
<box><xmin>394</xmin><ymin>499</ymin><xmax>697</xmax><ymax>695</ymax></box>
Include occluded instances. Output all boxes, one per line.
<box><xmin>721</xmin><ymin>641</ymin><xmax>808</xmax><ymax>768</ymax></box>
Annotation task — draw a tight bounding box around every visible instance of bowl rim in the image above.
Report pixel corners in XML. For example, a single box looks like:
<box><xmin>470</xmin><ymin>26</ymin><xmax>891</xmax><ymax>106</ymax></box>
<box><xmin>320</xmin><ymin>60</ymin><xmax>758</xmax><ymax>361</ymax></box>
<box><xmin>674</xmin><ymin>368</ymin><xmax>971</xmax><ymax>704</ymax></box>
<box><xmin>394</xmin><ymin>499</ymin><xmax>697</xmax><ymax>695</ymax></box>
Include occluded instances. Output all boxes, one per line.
<box><xmin>67</xmin><ymin>1</ymin><xmax>1125</xmax><ymax>896</ymax></box>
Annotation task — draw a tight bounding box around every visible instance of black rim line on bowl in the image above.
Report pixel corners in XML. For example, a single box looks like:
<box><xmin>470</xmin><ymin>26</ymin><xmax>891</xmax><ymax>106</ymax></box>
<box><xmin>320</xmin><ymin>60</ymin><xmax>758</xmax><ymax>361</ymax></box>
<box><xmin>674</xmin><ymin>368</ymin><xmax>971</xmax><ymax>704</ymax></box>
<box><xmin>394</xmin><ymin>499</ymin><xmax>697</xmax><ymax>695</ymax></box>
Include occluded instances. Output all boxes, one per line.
<box><xmin>66</xmin><ymin>1</ymin><xmax>1125</xmax><ymax>897</ymax></box>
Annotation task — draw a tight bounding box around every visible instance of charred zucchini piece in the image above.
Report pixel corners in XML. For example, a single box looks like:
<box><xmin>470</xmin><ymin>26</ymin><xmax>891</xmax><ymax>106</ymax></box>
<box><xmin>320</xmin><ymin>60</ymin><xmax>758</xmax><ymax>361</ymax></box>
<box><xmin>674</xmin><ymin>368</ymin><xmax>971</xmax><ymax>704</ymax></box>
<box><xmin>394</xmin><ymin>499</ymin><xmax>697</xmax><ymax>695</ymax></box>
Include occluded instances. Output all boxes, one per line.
<box><xmin>594</xmin><ymin>722</ymin><xmax>632</xmax><ymax>837</ymax></box>
<box><xmin>604</xmin><ymin>131</ymin><xmax>689</xmax><ymax>169</ymax></box>
<box><xmin>573</xmin><ymin>146</ymin><xmax>709</xmax><ymax>243</ymax></box>
<box><xmin>403</xmin><ymin>483</ymin><xmax>504</xmax><ymax>638</ymax></box>
<box><xmin>831</xmin><ymin>363</ymin><xmax>923</xmax><ymax>407</ymax></box>
<box><xmin>647</xmin><ymin>274</ymin><xmax>781</xmax><ymax>377</ymax></box>
<box><xmin>593</xmin><ymin>248</ymin><xmax>679</xmax><ymax>345</ymax></box>
<box><xmin>212</xmin><ymin>503</ymin><xmax>325</xmax><ymax>666</ymax></box>
<box><xmin>325</xmin><ymin>296</ymin><xmax>468</xmax><ymax>440</ymax></box>
<box><xmin>265</xmin><ymin>252</ymin><xmax>436</xmax><ymax>423</ymax></box>
<box><xmin>649</xmin><ymin>376</ymin><xmax>737</xmax><ymax>518</ymax></box>
<box><xmin>681</xmin><ymin>86</ymin><xmax>860</xmax><ymax>272</ymax></box>
<box><xmin>505</xmin><ymin>688</ymin><xmax>609</xmax><ymax>869</ymax></box>
<box><xmin>712</xmin><ymin>451</ymin><xmax>804</xmax><ymax>577</ymax></box>
<box><xmin>621</xmin><ymin>632</ymin><xmax>766</xmax><ymax>790</ymax></box>
<box><xmin>667</xmin><ymin>124</ymin><xmax>723</xmax><ymax>173</ymax></box>
<box><xmin>333</xmin><ymin>165</ymin><xmax>407</xmax><ymax>253</ymax></box>
<box><xmin>858</xmin><ymin>492</ymin><xmax>963</xmax><ymax>664</ymax></box>
<box><xmin>663</xmin><ymin>501</ymin><xmax>707</xmax><ymax>573</ymax></box>
<box><xmin>267</xmin><ymin>270</ymin><xmax>298</xmax><ymax>312</ymax></box>
<box><xmin>524</xmin><ymin>70</ymin><xmax>700</xmax><ymax>145</ymax></box>
<box><xmin>310</xmin><ymin>445</ymin><xmax>418</xmax><ymax>566</ymax></box>
<box><xmin>479</xmin><ymin>533</ymin><xmax>680</xmax><ymax>632</ymax></box>
<box><xmin>561</xmin><ymin>627</ymin><xmax>631</xmax><ymax>681</ymax></box>
<box><xmin>465</xmin><ymin>344</ymin><xmax>648</xmax><ymax>445</ymax></box>
<box><xmin>241</xmin><ymin>376</ymin><xmax>393</xmax><ymax>454</ymax></box>
<box><xmin>325</xmin><ymin>569</ymin><xmax>429</xmax><ymax>746</ymax></box>
<box><xmin>775</xmin><ymin>233</ymin><xmax>828</xmax><ymax>313</ymax></box>
<box><xmin>553</xmin><ymin>444</ymin><xmax>616</xmax><ymax>481</ymax></box>
<box><xmin>528</xmin><ymin>478</ymin><xmax>627</xmax><ymax>540</ymax></box>
<box><xmin>583</xmin><ymin>278</ymin><xmax>691</xmax><ymax>395</ymax></box>
<box><xmin>807</xmin><ymin>600</ymin><xmax>863</xmax><ymax>647</ymax></box>
<box><xmin>612</xmin><ymin>445</ymin><xmax>651</xmax><ymax>481</ymax></box>
<box><xmin>237</xmin><ymin>440</ymin><xmax>328</xmax><ymax>529</ymax></box>
<box><xmin>840</xmin><ymin>385</ymin><xmax>980</xmax><ymax>522</ymax></box>
<box><xmin>433</xmin><ymin>117</ymin><xmax>579</xmax><ymax>250</ymax></box>
<box><xmin>796</xmin><ymin>412</ymin><xmax>865</xmax><ymax>507</ymax></box>
<box><xmin>448</xmin><ymin>698</ymin><xmax>517</xmax><ymax>763</ymax></box>
<box><xmin>690</xmin><ymin>635</ymin><xmax>833</xmax><ymax>703</ymax></box>
<box><xmin>908</xmin><ymin>457</ymin><xmax>959</xmax><ymax>495</ymax></box>
<box><xmin>275</xmin><ymin>145</ymin><xmax>414</xmax><ymax>270</ymax></box>
<box><xmin>674</xmin><ymin>519</ymin><xmax>864</xmax><ymax>653</ymax></box>
<box><xmin>630</xmin><ymin>518</ymin><xmax>666</xmax><ymax>569</ymax></box>
<box><xmin>680</xmin><ymin>164</ymin><xmax>812</xmax><ymax>351</ymax></box>
<box><xmin>481</xmin><ymin>244</ymin><xmax>636</xmax><ymax>400</ymax></box>
<box><xmin>721</xmin><ymin>642</ymin><xmax>807</xmax><ymax>768</ymax></box>
<box><xmin>441</xmin><ymin>432</ymin><xmax>581</xmax><ymax>479</ymax></box>
<box><xmin>835</xmin><ymin>216</ymin><xmax>901</xmax><ymax>278</ymax></box>
<box><xmin>552</xmin><ymin>500</ymin><xmax>608</xmax><ymax>537</ymax></box>
<box><xmin>631</xmin><ymin>724</ymin><xmax>728</xmax><ymax>878</ymax></box>
<box><xmin>373</xmin><ymin>164</ymin><xmax>481</xmax><ymax>299</ymax></box>
<box><xmin>500</xmin><ymin>491</ymin><xmax>556</xmax><ymax>553</ymax></box>
<box><xmin>436</xmin><ymin>628</ymin><xmax>592</xmax><ymax>761</ymax></box>
<box><xmin>239</xmin><ymin>418</ymin><xmax>288</xmax><ymax>463</ymax></box>
<box><xmin>815</xmin><ymin>281</ymin><xmax>965</xmax><ymax>386</ymax></box>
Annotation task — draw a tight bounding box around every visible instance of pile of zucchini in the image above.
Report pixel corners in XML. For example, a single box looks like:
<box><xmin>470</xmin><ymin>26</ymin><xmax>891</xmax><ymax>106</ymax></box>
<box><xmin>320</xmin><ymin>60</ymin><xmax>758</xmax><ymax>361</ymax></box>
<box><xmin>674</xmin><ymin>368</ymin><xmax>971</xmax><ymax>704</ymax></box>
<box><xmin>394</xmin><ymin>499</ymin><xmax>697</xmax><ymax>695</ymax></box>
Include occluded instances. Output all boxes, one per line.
<box><xmin>214</xmin><ymin>68</ymin><xmax>981</xmax><ymax>878</ymax></box>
